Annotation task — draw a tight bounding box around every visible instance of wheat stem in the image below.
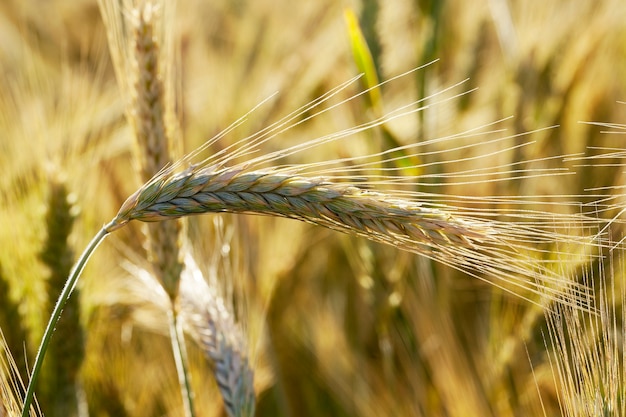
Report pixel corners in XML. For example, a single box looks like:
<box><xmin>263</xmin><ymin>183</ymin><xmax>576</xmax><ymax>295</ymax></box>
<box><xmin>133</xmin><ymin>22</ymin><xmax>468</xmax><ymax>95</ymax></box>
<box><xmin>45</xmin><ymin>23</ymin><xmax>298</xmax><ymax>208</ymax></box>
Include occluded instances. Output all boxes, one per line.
<box><xmin>168</xmin><ymin>309</ymin><xmax>196</xmax><ymax>417</ymax></box>
<box><xmin>21</xmin><ymin>223</ymin><xmax>113</xmax><ymax>417</ymax></box>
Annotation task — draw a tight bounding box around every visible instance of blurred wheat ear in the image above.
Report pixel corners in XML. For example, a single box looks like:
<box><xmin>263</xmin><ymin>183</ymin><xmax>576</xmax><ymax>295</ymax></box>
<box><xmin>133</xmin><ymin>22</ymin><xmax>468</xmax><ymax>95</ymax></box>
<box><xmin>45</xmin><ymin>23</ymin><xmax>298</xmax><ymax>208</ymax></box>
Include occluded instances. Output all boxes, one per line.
<box><xmin>179</xmin><ymin>254</ymin><xmax>255</xmax><ymax>417</ymax></box>
<box><xmin>127</xmin><ymin>1</ymin><xmax>184</xmax><ymax>302</ymax></box>
<box><xmin>100</xmin><ymin>0</ymin><xmax>196</xmax><ymax>415</ymax></box>
<box><xmin>38</xmin><ymin>173</ymin><xmax>86</xmax><ymax>417</ymax></box>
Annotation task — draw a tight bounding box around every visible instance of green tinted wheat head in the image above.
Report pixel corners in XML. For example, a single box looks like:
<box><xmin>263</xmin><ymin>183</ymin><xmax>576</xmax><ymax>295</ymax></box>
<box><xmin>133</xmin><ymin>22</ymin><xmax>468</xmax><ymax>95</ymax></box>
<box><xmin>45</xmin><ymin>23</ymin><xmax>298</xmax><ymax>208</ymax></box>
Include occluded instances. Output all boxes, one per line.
<box><xmin>38</xmin><ymin>174</ymin><xmax>84</xmax><ymax>417</ymax></box>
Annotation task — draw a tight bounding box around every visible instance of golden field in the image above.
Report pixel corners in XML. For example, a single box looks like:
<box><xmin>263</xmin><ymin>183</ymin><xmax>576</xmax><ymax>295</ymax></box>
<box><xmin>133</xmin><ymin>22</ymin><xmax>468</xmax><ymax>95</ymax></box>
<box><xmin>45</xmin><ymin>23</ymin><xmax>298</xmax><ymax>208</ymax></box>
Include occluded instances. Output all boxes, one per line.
<box><xmin>1</xmin><ymin>1</ymin><xmax>626</xmax><ymax>416</ymax></box>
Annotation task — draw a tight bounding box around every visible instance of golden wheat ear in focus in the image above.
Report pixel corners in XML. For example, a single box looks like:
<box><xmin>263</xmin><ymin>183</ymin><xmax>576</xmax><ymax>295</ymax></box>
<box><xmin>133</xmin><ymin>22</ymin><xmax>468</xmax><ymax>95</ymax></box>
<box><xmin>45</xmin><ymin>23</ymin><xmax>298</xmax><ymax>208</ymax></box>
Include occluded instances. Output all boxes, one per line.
<box><xmin>98</xmin><ymin>64</ymin><xmax>599</xmax><ymax>313</ymax></box>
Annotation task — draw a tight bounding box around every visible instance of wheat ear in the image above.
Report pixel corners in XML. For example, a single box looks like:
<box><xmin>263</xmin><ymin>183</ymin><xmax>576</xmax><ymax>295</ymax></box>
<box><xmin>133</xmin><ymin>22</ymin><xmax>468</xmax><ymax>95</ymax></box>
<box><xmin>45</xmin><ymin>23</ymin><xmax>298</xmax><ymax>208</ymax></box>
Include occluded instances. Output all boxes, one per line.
<box><xmin>38</xmin><ymin>175</ymin><xmax>85</xmax><ymax>417</ymax></box>
<box><xmin>126</xmin><ymin>3</ymin><xmax>194</xmax><ymax>417</ymax></box>
<box><xmin>106</xmin><ymin>163</ymin><xmax>591</xmax><ymax>307</ymax></box>
<box><xmin>129</xmin><ymin>2</ymin><xmax>184</xmax><ymax>302</ymax></box>
<box><xmin>179</xmin><ymin>256</ymin><xmax>255</xmax><ymax>417</ymax></box>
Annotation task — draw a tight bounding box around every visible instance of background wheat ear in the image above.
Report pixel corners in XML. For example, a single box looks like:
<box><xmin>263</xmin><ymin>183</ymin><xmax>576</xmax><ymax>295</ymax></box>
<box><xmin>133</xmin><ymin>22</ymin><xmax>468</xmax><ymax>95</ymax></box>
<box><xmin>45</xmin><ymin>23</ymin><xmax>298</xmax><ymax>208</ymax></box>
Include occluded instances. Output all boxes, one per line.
<box><xmin>37</xmin><ymin>172</ymin><xmax>87</xmax><ymax>417</ymax></box>
<box><xmin>99</xmin><ymin>0</ymin><xmax>196</xmax><ymax>416</ymax></box>
<box><xmin>179</xmin><ymin>255</ymin><xmax>255</xmax><ymax>417</ymax></box>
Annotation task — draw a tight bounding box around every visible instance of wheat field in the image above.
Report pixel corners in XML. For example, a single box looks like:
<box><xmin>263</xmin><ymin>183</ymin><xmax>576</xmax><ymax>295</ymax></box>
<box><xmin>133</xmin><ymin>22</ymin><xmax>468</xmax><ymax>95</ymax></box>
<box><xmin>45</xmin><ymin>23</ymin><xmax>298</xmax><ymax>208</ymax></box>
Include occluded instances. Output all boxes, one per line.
<box><xmin>1</xmin><ymin>0</ymin><xmax>626</xmax><ymax>416</ymax></box>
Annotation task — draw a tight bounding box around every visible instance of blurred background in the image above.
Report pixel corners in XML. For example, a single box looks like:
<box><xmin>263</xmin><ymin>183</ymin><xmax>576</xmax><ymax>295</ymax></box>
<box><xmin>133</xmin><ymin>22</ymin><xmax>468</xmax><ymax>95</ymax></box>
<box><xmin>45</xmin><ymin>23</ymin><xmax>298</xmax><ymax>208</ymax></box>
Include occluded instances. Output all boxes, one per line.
<box><xmin>1</xmin><ymin>0</ymin><xmax>626</xmax><ymax>416</ymax></box>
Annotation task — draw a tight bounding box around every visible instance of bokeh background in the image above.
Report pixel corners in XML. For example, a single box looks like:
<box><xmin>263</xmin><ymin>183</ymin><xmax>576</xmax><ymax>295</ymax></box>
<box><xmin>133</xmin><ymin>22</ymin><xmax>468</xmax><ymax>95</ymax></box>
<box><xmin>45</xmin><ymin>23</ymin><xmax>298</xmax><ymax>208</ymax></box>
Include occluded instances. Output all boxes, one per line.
<box><xmin>1</xmin><ymin>0</ymin><xmax>626</xmax><ymax>416</ymax></box>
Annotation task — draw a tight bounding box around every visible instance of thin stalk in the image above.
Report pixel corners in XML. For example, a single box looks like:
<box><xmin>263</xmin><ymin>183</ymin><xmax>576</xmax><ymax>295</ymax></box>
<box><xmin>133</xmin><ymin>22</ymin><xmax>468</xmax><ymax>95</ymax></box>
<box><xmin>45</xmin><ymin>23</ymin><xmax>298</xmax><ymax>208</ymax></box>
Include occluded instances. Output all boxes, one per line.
<box><xmin>21</xmin><ymin>223</ymin><xmax>114</xmax><ymax>417</ymax></box>
<box><xmin>169</xmin><ymin>309</ymin><xmax>196</xmax><ymax>417</ymax></box>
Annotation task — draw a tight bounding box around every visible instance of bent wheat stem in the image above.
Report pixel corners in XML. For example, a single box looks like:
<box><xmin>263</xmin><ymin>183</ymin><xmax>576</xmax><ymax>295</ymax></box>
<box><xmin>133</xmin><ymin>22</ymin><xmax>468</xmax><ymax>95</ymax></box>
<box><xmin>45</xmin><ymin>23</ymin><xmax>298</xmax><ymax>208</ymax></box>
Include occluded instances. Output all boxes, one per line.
<box><xmin>20</xmin><ymin>223</ymin><xmax>114</xmax><ymax>417</ymax></box>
